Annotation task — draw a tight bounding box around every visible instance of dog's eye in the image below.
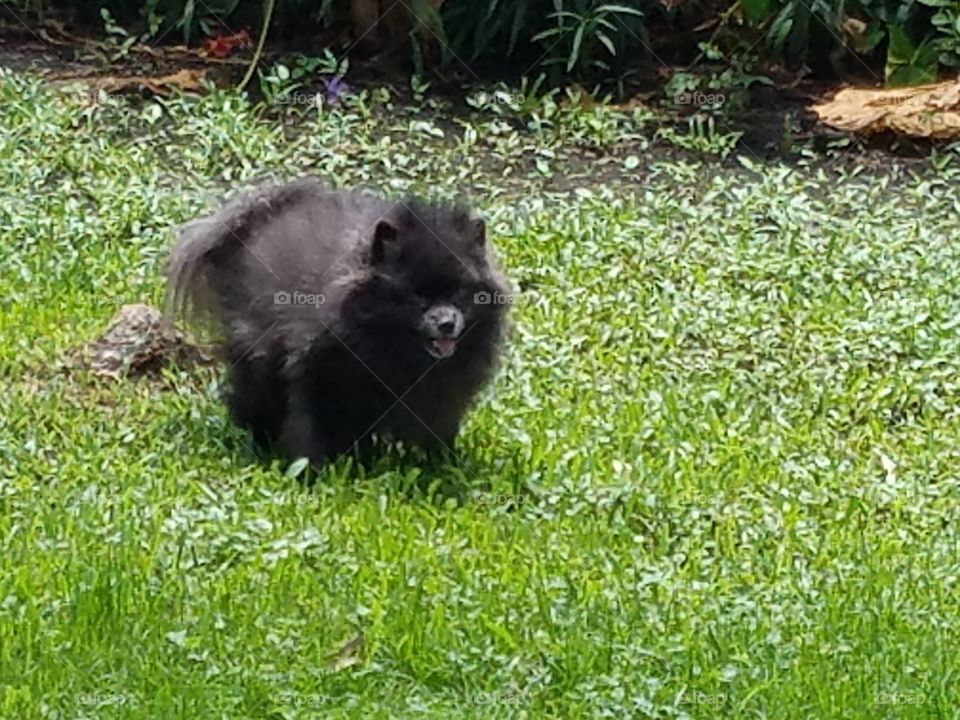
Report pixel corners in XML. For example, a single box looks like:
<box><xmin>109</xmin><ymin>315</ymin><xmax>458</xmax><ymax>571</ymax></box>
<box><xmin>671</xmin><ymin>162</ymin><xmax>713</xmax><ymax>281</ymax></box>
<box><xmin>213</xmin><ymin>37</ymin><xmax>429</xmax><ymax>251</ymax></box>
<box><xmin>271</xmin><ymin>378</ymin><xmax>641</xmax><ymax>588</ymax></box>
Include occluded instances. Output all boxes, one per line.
<box><xmin>415</xmin><ymin>280</ymin><xmax>456</xmax><ymax>301</ymax></box>
<box><xmin>416</xmin><ymin>295</ymin><xmax>430</xmax><ymax>309</ymax></box>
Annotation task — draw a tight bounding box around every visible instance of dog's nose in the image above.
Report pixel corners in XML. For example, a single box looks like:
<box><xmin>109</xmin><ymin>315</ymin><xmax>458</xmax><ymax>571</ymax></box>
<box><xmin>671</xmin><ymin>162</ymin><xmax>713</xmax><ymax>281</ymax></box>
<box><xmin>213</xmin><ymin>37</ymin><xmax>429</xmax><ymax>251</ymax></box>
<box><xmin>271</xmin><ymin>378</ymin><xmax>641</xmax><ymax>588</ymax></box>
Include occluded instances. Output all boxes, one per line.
<box><xmin>427</xmin><ymin>305</ymin><xmax>463</xmax><ymax>337</ymax></box>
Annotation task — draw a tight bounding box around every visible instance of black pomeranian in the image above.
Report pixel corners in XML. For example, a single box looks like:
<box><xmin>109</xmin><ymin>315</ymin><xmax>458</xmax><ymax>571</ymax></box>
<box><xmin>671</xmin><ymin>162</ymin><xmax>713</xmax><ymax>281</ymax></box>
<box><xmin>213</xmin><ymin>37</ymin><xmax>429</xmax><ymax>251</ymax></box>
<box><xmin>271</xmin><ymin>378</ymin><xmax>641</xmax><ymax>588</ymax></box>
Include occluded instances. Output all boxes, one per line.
<box><xmin>166</xmin><ymin>179</ymin><xmax>509</xmax><ymax>465</ymax></box>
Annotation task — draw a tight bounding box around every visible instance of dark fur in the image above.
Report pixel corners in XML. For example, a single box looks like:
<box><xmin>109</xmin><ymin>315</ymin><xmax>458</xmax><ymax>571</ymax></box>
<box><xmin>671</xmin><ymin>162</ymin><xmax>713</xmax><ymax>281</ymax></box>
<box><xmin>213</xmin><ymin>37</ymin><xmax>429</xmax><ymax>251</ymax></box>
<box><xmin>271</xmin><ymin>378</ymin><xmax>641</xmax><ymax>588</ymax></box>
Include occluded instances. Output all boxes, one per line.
<box><xmin>166</xmin><ymin>179</ymin><xmax>509</xmax><ymax>465</ymax></box>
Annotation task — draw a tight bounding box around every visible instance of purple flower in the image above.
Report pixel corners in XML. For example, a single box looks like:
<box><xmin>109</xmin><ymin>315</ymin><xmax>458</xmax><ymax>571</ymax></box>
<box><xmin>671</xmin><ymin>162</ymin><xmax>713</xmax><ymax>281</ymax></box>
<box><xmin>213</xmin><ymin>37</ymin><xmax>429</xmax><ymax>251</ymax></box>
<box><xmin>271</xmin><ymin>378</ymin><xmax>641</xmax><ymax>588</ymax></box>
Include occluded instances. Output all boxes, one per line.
<box><xmin>323</xmin><ymin>77</ymin><xmax>348</xmax><ymax>104</ymax></box>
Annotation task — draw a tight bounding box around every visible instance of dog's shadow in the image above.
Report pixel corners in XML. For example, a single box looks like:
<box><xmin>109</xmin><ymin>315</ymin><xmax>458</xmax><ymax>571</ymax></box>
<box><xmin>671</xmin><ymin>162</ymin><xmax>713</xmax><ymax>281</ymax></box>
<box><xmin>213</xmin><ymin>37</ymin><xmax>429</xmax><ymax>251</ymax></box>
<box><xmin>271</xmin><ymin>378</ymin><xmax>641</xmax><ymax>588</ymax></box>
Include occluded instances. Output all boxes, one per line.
<box><xmin>223</xmin><ymin>430</ymin><xmax>487</xmax><ymax>506</ymax></box>
<box><xmin>357</xmin><ymin>447</ymin><xmax>480</xmax><ymax>505</ymax></box>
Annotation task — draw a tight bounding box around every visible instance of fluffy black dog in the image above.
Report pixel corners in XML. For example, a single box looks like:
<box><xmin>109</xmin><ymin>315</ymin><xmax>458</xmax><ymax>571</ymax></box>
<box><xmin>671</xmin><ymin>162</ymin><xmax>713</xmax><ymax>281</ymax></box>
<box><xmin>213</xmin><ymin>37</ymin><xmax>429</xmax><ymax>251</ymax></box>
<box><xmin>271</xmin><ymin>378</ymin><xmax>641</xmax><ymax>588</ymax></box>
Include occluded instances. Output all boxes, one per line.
<box><xmin>166</xmin><ymin>179</ymin><xmax>509</xmax><ymax>465</ymax></box>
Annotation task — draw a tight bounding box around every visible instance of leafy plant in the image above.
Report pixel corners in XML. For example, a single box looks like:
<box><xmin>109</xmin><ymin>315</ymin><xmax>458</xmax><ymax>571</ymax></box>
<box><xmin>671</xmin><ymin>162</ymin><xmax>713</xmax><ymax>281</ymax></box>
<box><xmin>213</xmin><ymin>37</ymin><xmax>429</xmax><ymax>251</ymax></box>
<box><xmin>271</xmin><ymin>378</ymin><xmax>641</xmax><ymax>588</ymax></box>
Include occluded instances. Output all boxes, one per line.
<box><xmin>657</xmin><ymin>114</ymin><xmax>743</xmax><ymax>156</ymax></box>
<box><xmin>11</xmin><ymin>0</ymin><xmax>960</xmax><ymax>87</ymax></box>
<box><xmin>443</xmin><ymin>0</ymin><xmax>654</xmax><ymax>83</ymax></box>
<box><xmin>663</xmin><ymin>52</ymin><xmax>772</xmax><ymax>116</ymax></box>
<box><xmin>886</xmin><ymin>25</ymin><xmax>941</xmax><ymax>84</ymax></box>
<box><xmin>741</xmin><ymin>0</ymin><xmax>947</xmax><ymax>85</ymax></box>
<box><xmin>465</xmin><ymin>75</ymin><xmax>557</xmax><ymax>118</ymax></box>
<box><xmin>919</xmin><ymin>0</ymin><xmax>960</xmax><ymax>67</ymax></box>
<box><xmin>258</xmin><ymin>51</ymin><xmax>347</xmax><ymax>105</ymax></box>
<box><xmin>98</xmin><ymin>7</ymin><xmax>164</xmax><ymax>58</ymax></box>
<box><xmin>532</xmin><ymin>2</ymin><xmax>646</xmax><ymax>75</ymax></box>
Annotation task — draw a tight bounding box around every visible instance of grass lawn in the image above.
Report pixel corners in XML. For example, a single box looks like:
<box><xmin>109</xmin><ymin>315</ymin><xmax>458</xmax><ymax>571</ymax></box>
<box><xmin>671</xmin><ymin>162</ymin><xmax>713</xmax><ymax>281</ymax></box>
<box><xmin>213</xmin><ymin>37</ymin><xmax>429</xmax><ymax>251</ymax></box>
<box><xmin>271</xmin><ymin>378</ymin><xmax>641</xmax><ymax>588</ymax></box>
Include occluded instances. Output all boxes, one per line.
<box><xmin>2</xmin><ymin>70</ymin><xmax>960</xmax><ymax>718</ymax></box>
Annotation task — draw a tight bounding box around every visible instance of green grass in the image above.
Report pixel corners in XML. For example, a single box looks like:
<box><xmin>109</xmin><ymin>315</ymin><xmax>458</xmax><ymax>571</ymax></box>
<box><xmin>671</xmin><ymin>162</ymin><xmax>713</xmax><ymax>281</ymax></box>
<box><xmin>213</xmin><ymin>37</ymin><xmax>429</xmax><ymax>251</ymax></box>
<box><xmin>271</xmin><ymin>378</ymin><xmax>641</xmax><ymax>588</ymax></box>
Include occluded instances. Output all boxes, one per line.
<box><xmin>2</xmin><ymin>70</ymin><xmax>960</xmax><ymax>719</ymax></box>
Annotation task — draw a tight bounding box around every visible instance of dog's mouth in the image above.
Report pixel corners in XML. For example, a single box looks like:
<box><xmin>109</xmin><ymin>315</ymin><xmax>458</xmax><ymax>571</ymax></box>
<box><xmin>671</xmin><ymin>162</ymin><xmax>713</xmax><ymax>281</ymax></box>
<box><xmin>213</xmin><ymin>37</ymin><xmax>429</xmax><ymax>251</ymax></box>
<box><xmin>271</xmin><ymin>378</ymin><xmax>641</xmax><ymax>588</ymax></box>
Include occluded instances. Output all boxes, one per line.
<box><xmin>421</xmin><ymin>304</ymin><xmax>465</xmax><ymax>360</ymax></box>
<box><xmin>426</xmin><ymin>336</ymin><xmax>458</xmax><ymax>359</ymax></box>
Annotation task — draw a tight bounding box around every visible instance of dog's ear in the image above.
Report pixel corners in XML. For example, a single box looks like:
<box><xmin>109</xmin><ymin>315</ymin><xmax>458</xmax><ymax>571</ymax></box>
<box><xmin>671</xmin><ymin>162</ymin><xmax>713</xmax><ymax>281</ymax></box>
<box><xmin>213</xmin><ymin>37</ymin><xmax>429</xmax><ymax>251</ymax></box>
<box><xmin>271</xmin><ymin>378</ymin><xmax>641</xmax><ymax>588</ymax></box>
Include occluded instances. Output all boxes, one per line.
<box><xmin>370</xmin><ymin>219</ymin><xmax>399</xmax><ymax>265</ymax></box>
<box><xmin>468</xmin><ymin>215</ymin><xmax>486</xmax><ymax>248</ymax></box>
<box><xmin>453</xmin><ymin>207</ymin><xmax>485</xmax><ymax>249</ymax></box>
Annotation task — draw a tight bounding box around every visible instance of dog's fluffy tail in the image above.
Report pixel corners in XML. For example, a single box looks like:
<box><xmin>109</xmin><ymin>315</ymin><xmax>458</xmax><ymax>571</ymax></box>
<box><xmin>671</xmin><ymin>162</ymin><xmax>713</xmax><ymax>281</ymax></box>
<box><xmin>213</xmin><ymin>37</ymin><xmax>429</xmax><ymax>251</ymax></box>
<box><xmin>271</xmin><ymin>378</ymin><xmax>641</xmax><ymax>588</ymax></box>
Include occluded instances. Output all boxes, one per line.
<box><xmin>164</xmin><ymin>214</ymin><xmax>231</xmax><ymax>324</ymax></box>
<box><xmin>164</xmin><ymin>179</ymin><xmax>322</xmax><ymax>325</ymax></box>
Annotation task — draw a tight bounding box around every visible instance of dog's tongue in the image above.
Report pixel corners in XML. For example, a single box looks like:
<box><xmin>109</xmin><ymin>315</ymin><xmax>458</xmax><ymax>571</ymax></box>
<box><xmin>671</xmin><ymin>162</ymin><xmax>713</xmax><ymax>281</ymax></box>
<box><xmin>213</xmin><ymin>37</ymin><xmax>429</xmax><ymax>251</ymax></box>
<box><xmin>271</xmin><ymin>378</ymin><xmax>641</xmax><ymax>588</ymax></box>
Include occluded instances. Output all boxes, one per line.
<box><xmin>433</xmin><ymin>338</ymin><xmax>457</xmax><ymax>357</ymax></box>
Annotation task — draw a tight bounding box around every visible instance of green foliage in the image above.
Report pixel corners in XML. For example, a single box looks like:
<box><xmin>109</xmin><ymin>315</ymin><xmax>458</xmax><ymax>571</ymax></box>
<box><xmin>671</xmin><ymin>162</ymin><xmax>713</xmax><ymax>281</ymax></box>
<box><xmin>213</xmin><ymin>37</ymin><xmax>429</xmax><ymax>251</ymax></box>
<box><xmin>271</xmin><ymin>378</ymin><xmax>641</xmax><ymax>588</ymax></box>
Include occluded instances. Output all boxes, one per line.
<box><xmin>19</xmin><ymin>0</ymin><xmax>321</xmax><ymax>44</ymax></box>
<box><xmin>886</xmin><ymin>25</ymin><xmax>941</xmax><ymax>84</ymax></box>
<box><xmin>531</xmin><ymin>3</ymin><xmax>646</xmax><ymax>75</ymax></box>
<box><xmin>3</xmin><ymin>70</ymin><xmax>960</xmax><ymax>718</ymax></box>
<box><xmin>657</xmin><ymin>114</ymin><xmax>743</xmax><ymax>156</ymax></box>
<box><xmin>663</xmin><ymin>45</ymin><xmax>774</xmax><ymax>114</ymax></box>
<box><xmin>742</xmin><ymin>0</ymin><xmax>959</xmax><ymax>83</ymax></box>
<box><xmin>919</xmin><ymin>0</ymin><xmax>960</xmax><ymax>67</ymax></box>
<box><xmin>14</xmin><ymin>0</ymin><xmax>654</xmax><ymax>82</ymax></box>
<box><xmin>741</xmin><ymin>0</ymin><xmax>771</xmax><ymax>24</ymax></box>
<box><xmin>465</xmin><ymin>80</ymin><xmax>654</xmax><ymax>151</ymax></box>
<box><xmin>441</xmin><ymin>0</ymin><xmax>653</xmax><ymax>81</ymax></box>
<box><xmin>8</xmin><ymin>0</ymin><xmax>959</xmax><ymax>85</ymax></box>
<box><xmin>258</xmin><ymin>50</ymin><xmax>346</xmax><ymax>105</ymax></box>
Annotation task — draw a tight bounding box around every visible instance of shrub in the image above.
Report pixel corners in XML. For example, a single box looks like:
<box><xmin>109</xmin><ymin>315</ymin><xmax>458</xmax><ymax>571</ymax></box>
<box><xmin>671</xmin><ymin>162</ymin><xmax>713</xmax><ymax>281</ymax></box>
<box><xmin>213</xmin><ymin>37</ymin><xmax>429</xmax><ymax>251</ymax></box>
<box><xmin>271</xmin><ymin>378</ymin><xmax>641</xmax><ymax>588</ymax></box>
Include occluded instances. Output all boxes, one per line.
<box><xmin>9</xmin><ymin>0</ymin><xmax>960</xmax><ymax>85</ymax></box>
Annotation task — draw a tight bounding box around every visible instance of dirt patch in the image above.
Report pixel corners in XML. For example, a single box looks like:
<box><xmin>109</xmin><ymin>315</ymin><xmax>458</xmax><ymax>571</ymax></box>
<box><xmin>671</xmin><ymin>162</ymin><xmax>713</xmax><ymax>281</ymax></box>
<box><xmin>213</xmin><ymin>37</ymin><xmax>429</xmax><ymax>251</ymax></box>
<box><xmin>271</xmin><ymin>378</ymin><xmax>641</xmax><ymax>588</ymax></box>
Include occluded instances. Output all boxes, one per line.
<box><xmin>66</xmin><ymin>304</ymin><xmax>211</xmax><ymax>380</ymax></box>
<box><xmin>0</xmin><ymin>18</ymin><xmax>948</xmax><ymax>192</ymax></box>
<box><xmin>0</xmin><ymin>15</ymin><xmax>241</xmax><ymax>87</ymax></box>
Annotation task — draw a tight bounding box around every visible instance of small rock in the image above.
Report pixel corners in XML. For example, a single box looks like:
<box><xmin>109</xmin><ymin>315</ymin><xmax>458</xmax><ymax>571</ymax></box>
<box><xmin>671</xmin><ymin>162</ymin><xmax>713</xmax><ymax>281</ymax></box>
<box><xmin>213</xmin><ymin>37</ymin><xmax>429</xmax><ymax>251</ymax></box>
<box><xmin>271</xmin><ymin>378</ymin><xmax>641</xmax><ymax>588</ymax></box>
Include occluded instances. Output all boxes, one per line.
<box><xmin>79</xmin><ymin>304</ymin><xmax>209</xmax><ymax>379</ymax></box>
